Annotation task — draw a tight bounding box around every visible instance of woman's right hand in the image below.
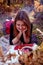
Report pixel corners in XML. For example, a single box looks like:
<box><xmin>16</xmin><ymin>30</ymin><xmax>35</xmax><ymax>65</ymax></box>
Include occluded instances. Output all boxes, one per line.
<box><xmin>19</xmin><ymin>29</ymin><xmax>23</xmax><ymax>35</ymax></box>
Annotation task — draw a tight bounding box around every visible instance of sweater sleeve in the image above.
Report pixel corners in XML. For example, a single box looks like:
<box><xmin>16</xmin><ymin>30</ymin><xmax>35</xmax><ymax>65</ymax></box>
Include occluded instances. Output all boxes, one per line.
<box><xmin>10</xmin><ymin>23</ymin><xmax>14</xmax><ymax>45</ymax></box>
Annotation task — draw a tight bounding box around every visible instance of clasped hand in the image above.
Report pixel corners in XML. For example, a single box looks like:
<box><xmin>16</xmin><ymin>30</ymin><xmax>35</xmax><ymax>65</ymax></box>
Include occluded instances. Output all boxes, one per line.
<box><xmin>19</xmin><ymin>26</ymin><xmax>27</xmax><ymax>34</ymax></box>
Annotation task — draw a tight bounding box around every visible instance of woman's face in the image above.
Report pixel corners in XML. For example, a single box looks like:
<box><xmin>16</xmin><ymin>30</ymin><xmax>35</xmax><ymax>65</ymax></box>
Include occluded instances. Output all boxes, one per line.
<box><xmin>16</xmin><ymin>20</ymin><xmax>27</xmax><ymax>32</ymax></box>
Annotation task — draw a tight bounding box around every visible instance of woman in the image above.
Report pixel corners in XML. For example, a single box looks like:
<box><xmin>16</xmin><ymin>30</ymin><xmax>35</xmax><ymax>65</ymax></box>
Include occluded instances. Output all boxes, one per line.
<box><xmin>10</xmin><ymin>11</ymin><xmax>32</xmax><ymax>45</ymax></box>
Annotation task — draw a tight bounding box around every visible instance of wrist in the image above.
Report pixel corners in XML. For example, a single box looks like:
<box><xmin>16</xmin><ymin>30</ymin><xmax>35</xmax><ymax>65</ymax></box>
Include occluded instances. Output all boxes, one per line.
<box><xmin>17</xmin><ymin>32</ymin><xmax>22</xmax><ymax>39</ymax></box>
<box><xmin>19</xmin><ymin>31</ymin><xmax>22</xmax><ymax>35</ymax></box>
<box><xmin>23</xmin><ymin>31</ymin><xmax>25</xmax><ymax>34</ymax></box>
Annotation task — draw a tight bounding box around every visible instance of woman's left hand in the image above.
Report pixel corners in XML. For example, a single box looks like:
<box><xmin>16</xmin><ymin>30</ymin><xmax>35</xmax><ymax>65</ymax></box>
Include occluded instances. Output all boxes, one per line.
<box><xmin>22</xmin><ymin>26</ymin><xmax>27</xmax><ymax>33</ymax></box>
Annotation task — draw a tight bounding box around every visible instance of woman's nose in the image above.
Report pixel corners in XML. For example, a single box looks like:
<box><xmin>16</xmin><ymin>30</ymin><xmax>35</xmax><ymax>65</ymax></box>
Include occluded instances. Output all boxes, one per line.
<box><xmin>20</xmin><ymin>26</ymin><xmax>22</xmax><ymax>29</ymax></box>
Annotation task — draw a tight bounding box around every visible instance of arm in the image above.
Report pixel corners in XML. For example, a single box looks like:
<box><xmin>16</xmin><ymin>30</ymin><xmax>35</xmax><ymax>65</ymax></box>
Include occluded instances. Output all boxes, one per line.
<box><xmin>23</xmin><ymin>31</ymin><xmax>30</xmax><ymax>43</ymax></box>
<box><xmin>12</xmin><ymin>31</ymin><xmax>22</xmax><ymax>44</ymax></box>
<box><xmin>22</xmin><ymin>24</ymin><xmax>32</xmax><ymax>44</ymax></box>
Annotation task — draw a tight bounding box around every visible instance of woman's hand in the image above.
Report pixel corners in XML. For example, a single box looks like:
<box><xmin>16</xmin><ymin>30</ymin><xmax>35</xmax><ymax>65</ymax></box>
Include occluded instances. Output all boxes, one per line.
<box><xmin>22</xmin><ymin>26</ymin><xmax>27</xmax><ymax>33</ymax></box>
<box><xmin>18</xmin><ymin>26</ymin><xmax>27</xmax><ymax>33</ymax></box>
<box><xmin>22</xmin><ymin>26</ymin><xmax>29</xmax><ymax>43</ymax></box>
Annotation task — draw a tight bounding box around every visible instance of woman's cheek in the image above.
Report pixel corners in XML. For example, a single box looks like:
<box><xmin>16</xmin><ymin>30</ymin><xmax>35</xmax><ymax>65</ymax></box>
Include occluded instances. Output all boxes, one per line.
<box><xmin>16</xmin><ymin>26</ymin><xmax>20</xmax><ymax>31</ymax></box>
<box><xmin>17</xmin><ymin>27</ymin><xmax>22</xmax><ymax>31</ymax></box>
<box><xmin>22</xmin><ymin>26</ymin><xmax>26</xmax><ymax>30</ymax></box>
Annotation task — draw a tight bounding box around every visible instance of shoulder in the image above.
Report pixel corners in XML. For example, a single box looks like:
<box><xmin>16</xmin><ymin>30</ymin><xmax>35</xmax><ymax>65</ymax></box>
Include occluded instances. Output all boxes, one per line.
<box><xmin>10</xmin><ymin>23</ymin><xmax>14</xmax><ymax>34</ymax></box>
<box><xmin>10</xmin><ymin>23</ymin><xmax>14</xmax><ymax>30</ymax></box>
<box><xmin>10</xmin><ymin>23</ymin><xmax>13</xmax><ymax>27</ymax></box>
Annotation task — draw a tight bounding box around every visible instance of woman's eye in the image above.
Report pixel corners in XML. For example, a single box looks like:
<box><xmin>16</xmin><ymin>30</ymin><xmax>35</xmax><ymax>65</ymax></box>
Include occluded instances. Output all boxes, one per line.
<box><xmin>17</xmin><ymin>24</ymin><xmax>20</xmax><ymax>26</ymax></box>
<box><xmin>22</xmin><ymin>24</ymin><xmax>25</xmax><ymax>27</ymax></box>
<box><xmin>22</xmin><ymin>25</ymin><xmax>25</xmax><ymax>27</ymax></box>
<box><xmin>23</xmin><ymin>26</ymin><xmax>26</xmax><ymax>28</ymax></box>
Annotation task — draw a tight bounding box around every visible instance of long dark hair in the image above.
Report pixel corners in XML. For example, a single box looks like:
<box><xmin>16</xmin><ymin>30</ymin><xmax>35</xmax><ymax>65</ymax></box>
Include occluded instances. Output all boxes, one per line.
<box><xmin>13</xmin><ymin>11</ymin><xmax>31</xmax><ymax>38</ymax></box>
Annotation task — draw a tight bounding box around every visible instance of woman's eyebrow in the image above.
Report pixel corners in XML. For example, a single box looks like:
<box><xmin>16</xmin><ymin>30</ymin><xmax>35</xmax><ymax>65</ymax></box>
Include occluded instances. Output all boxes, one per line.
<box><xmin>17</xmin><ymin>24</ymin><xmax>20</xmax><ymax>25</ymax></box>
<box><xmin>22</xmin><ymin>24</ymin><xmax>25</xmax><ymax>25</ymax></box>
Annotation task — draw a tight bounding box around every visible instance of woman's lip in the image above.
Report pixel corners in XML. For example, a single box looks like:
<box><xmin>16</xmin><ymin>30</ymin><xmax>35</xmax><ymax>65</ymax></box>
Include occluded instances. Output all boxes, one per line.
<box><xmin>18</xmin><ymin>28</ymin><xmax>22</xmax><ymax>30</ymax></box>
<box><xmin>19</xmin><ymin>28</ymin><xmax>25</xmax><ymax>29</ymax></box>
<box><xmin>18</xmin><ymin>29</ymin><xmax>22</xmax><ymax>30</ymax></box>
<box><xmin>18</xmin><ymin>28</ymin><xmax>26</xmax><ymax>30</ymax></box>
